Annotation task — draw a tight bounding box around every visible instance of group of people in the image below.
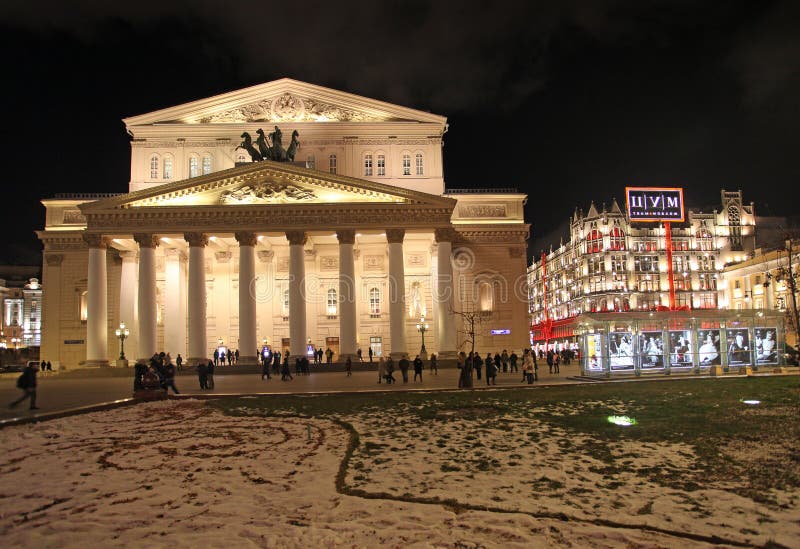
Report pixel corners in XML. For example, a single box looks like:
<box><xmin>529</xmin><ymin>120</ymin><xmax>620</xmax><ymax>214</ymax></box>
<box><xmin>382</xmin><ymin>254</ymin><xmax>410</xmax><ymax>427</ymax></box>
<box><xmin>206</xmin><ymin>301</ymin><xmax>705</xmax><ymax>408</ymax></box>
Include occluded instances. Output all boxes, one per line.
<box><xmin>259</xmin><ymin>351</ymin><xmax>313</xmax><ymax>381</ymax></box>
<box><xmin>134</xmin><ymin>352</ymin><xmax>180</xmax><ymax>394</ymax></box>
<box><xmin>457</xmin><ymin>348</ymin><xmax>540</xmax><ymax>387</ymax></box>
<box><xmin>213</xmin><ymin>348</ymin><xmax>239</xmax><ymax>367</ymax></box>
<box><xmin>377</xmin><ymin>354</ymin><xmax>438</xmax><ymax>384</ymax></box>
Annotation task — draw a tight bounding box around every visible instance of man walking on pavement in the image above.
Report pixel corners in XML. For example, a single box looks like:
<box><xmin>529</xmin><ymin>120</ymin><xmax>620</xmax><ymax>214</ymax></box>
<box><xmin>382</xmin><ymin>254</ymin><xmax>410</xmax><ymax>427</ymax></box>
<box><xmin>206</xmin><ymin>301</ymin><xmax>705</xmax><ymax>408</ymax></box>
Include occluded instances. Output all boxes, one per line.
<box><xmin>9</xmin><ymin>361</ymin><xmax>39</xmax><ymax>410</ymax></box>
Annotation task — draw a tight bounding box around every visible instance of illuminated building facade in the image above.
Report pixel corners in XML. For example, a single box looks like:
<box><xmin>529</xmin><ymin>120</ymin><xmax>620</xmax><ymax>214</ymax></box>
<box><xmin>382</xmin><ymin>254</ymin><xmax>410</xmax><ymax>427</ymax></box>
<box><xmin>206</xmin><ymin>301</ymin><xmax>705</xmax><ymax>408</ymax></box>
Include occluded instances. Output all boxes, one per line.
<box><xmin>37</xmin><ymin>79</ymin><xmax>530</xmax><ymax>369</ymax></box>
<box><xmin>528</xmin><ymin>190</ymin><xmax>756</xmax><ymax>327</ymax></box>
<box><xmin>0</xmin><ymin>274</ymin><xmax>42</xmax><ymax>350</ymax></box>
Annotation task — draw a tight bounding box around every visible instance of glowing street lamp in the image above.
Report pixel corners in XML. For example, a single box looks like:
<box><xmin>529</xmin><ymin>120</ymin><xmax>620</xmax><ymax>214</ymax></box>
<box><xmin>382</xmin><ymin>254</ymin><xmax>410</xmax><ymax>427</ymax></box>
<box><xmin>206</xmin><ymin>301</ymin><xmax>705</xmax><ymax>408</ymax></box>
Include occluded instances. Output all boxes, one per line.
<box><xmin>115</xmin><ymin>322</ymin><xmax>130</xmax><ymax>360</ymax></box>
<box><xmin>415</xmin><ymin>315</ymin><xmax>429</xmax><ymax>355</ymax></box>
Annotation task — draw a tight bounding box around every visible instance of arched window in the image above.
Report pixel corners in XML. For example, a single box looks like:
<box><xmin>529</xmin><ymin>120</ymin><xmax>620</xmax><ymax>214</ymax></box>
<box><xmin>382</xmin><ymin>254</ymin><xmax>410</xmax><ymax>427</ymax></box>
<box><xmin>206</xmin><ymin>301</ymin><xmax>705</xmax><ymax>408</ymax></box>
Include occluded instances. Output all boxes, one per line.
<box><xmin>149</xmin><ymin>155</ymin><xmax>159</xmax><ymax>179</ymax></box>
<box><xmin>727</xmin><ymin>205</ymin><xmax>740</xmax><ymax>225</ymax></box>
<box><xmin>327</xmin><ymin>288</ymin><xmax>338</xmax><ymax>315</ymax></box>
<box><xmin>163</xmin><ymin>156</ymin><xmax>173</xmax><ymax>180</ymax></box>
<box><xmin>202</xmin><ymin>155</ymin><xmax>212</xmax><ymax>175</ymax></box>
<box><xmin>377</xmin><ymin>154</ymin><xmax>386</xmax><ymax>176</ymax></box>
<box><xmin>415</xmin><ymin>153</ymin><xmax>424</xmax><ymax>175</ymax></box>
<box><xmin>364</xmin><ymin>154</ymin><xmax>373</xmax><ymax>176</ymax></box>
<box><xmin>189</xmin><ymin>156</ymin><xmax>199</xmax><ymax>178</ymax></box>
<box><xmin>402</xmin><ymin>154</ymin><xmax>411</xmax><ymax>176</ymax></box>
<box><xmin>369</xmin><ymin>287</ymin><xmax>381</xmax><ymax>315</ymax></box>
<box><xmin>609</xmin><ymin>227</ymin><xmax>625</xmax><ymax>250</ymax></box>
<box><xmin>282</xmin><ymin>289</ymin><xmax>290</xmax><ymax>316</ymax></box>
<box><xmin>329</xmin><ymin>154</ymin><xmax>337</xmax><ymax>174</ymax></box>
<box><xmin>587</xmin><ymin>230</ymin><xmax>602</xmax><ymax>253</ymax></box>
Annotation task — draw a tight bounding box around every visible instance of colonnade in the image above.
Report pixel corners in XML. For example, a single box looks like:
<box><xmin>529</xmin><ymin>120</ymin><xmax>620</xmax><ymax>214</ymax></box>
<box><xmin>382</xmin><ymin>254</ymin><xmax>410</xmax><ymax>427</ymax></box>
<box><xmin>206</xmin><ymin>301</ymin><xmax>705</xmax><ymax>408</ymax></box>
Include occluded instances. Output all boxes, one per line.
<box><xmin>83</xmin><ymin>228</ymin><xmax>457</xmax><ymax>366</ymax></box>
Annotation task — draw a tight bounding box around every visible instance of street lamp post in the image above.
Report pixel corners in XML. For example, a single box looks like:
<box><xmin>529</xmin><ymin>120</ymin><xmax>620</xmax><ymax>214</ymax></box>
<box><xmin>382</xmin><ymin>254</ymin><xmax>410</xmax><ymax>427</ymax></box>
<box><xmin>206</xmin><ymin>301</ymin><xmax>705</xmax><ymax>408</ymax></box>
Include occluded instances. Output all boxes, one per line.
<box><xmin>416</xmin><ymin>315</ymin><xmax>429</xmax><ymax>359</ymax></box>
<box><xmin>11</xmin><ymin>337</ymin><xmax>19</xmax><ymax>356</ymax></box>
<box><xmin>115</xmin><ymin>322</ymin><xmax>130</xmax><ymax>361</ymax></box>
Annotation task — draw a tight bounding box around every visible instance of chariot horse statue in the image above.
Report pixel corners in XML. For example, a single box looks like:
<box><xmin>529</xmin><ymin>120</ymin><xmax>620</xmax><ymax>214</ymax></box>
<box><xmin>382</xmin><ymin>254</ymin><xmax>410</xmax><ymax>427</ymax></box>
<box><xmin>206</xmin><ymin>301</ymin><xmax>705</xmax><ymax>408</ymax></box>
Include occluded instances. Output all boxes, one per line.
<box><xmin>237</xmin><ymin>132</ymin><xmax>263</xmax><ymax>162</ymax></box>
<box><xmin>255</xmin><ymin>128</ymin><xmax>271</xmax><ymax>160</ymax></box>
<box><xmin>286</xmin><ymin>130</ymin><xmax>300</xmax><ymax>162</ymax></box>
<box><xmin>269</xmin><ymin>126</ymin><xmax>287</xmax><ymax>162</ymax></box>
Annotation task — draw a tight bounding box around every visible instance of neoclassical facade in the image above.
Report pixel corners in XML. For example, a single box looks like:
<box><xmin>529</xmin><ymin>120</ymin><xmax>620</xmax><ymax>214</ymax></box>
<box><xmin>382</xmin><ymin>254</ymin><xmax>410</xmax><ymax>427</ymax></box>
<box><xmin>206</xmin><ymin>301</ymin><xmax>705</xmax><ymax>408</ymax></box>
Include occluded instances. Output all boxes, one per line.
<box><xmin>38</xmin><ymin>79</ymin><xmax>529</xmax><ymax>368</ymax></box>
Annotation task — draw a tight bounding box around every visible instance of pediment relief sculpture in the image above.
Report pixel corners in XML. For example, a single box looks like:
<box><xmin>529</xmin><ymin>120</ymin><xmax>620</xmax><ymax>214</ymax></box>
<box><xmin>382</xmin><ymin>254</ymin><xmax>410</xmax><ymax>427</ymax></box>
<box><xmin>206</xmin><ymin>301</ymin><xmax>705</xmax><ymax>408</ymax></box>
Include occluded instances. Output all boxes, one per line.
<box><xmin>199</xmin><ymin>93</ymin><xmax>388</xmax><ymax>124</ymax></box>
<box><xmin>220</xmin><ymin>182</ymin><xmax>316</xmax><ymax>204</ymax></box>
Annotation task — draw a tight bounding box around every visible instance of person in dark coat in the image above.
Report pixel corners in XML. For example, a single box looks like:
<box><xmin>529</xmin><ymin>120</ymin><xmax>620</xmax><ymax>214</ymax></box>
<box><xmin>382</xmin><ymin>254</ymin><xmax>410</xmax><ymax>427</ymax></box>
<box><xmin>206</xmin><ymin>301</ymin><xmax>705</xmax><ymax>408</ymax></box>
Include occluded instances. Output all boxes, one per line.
<box><xmin>399</xmin><ymin>355</ymin><xmax>410</xmax><ymax>383</ymax></box>
<box><xmin>429</xmin><ymin>354</ymin><xmax>438</xmax><ymax>375</ymax></box>
<box><xmin>164</xmin><ymin>362</ymin><xmax>180</xmax><ymax>394</ymax></box>
<box><xmin>486</xmin><ymin>358</ymin><xmax>498</xmax><ymax>385</ymax></box>
<box><xmin>509</xmin><ymin>351</ymin><xmax>518</xmax><ymax>373</ymax></box>
<box><xmin>474</xmin><ymin>353</ymin><xmax>483</xmax><ymax>380</ymax></box>
<box><xmin>207</xmin><ymin>360</ymin><xmax>215</xmax><ymax>389</ymax></box>
<box><xmin>281</xmin><ymin>354</ymin><xmax>293</xmax><ymax>381</ymax></box>
<box><xmin>494</xmin><ymin>352</ymin><xmax>502</xmax><ymax>374</ymax></box>
<box><xmin>197</xmin><ymin>361</ymin><xmax>209</xmax><ymax>389</ymax></box>
<box><xmin>134</xmin><ymin>361</ymin><xmax>148</xmax><ymax>391</ymax></box>
<box><xmin>413</xmin><ymin>355</ymin><xmax>423</xmax><ymax>382</ymax></box>
<box><xmin>9</xmin><ymin>362</ymin><xmax>38</xmax><ymax>410</ymax></box>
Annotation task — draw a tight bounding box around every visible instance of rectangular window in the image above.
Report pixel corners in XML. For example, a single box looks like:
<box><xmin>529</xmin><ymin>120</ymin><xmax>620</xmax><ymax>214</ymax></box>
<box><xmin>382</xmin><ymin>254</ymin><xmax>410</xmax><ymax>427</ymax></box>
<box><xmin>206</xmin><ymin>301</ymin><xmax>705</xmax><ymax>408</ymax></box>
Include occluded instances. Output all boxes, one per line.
<box><xmin>189</xmin><ymin>157</ymin><xmax>199</xmax><ymax>178</ymax></box>
<box><xmin>150</xmin><ymin>156</ymin><xmax>159</xmax><ymax>179</ymax></box>
<box><xmin>202</xmin><ymin>155</ymin><xmax>212</xmax><ymax>175</ymax></box>
<box><xmin>610</xmin><ymin>255</ymin><xmax>625</xmax><ymax>272</ymax></box>
<box><xmin>370</xmin><ymin>336</ymin><xmax>382</xmax><ymax>357</ymax></box>
<box><xmin>402</xmin><ymin>154</ymin><xmax>411</xmax><ymax>176</ymax></box>
<box><xmin>415</xmin><ymin>153</ymin><xmax>423</xmax><ymax>175</ymax></box>
<box><xmin>163</xmin><ymin>157</ymin><xmax>173</xmax><ymax>180</ymax></box>
<box><xmin>635</xmin><ymin>255</ymin><xmax>659</xmax><ymax>272</ymax></box>
<box><xmin>329</xmin><ymin>154</ymin><xmax>337</xmax><ymax>174</ymax></box>
<box><xmin>364</xmin><ymin>154</ymin><xmax>373</xmax><ymax>176</ymax></box>
<box><xmin>377</xmin><ymin>154</ymin><xmax>385</xmax><ymax>176</ymax></box>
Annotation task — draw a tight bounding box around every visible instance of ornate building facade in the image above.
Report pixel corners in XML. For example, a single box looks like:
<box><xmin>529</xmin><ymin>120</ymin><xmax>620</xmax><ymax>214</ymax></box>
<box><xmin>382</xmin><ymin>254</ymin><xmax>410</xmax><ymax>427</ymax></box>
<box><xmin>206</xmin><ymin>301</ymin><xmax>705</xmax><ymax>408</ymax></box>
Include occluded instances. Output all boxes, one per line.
<box><xmin>528</xmin><ymin>190</ymin><xmax>756</xmax><ymax>331</ymax></box>
<box><xmin>37</xmin><ymin>79</ymin><xmax>530</xmax><ymax>368</ymax></box>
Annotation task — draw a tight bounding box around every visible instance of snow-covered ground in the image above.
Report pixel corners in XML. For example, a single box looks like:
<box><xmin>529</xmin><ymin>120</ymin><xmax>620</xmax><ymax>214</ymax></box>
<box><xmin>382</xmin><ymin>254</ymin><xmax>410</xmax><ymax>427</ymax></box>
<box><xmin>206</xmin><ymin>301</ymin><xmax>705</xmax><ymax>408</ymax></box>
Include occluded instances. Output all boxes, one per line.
<box><xmin>0</xmin><ymin>399</ymin><xmax>796</xmax><ymax>547</ymax></box>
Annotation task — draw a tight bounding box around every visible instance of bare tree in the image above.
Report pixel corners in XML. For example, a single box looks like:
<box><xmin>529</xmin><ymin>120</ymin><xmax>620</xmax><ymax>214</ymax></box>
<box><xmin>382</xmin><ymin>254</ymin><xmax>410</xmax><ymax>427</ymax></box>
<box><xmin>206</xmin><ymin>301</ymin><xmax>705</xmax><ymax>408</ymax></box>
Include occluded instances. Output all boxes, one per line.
<box><xmin>452</xmin><ymin>308</ymin><xmax>491</xmax><ymax>389</ymax></box>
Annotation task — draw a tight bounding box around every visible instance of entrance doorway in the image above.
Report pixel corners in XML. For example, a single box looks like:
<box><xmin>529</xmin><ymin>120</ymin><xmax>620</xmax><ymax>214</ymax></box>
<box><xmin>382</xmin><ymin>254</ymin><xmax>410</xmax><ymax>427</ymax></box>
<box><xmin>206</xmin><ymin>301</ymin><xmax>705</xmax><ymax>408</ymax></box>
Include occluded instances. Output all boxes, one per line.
<box><xmin>281</xmin><ymin>338</ymin><xmax>290</xmax><ymax>357</ymax></box>
<box><xmin>325</xmin><ymin>337</ymin><xmax>340</xmax><ymax>363</ymax></box>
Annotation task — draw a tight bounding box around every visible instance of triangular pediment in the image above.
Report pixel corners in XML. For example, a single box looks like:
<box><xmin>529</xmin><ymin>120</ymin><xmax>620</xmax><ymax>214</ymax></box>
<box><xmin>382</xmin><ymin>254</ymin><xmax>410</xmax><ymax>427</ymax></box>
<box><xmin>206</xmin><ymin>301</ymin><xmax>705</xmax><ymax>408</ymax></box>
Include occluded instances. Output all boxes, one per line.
<box><xmin>81</xmin><ymin>161</ymin><xmax>455</xmax><ymax>212</ymax></box>
<box><xmin>123</xmin><ymin>78</ymin><xmax>446</xmax><ymax>127</ymax></box>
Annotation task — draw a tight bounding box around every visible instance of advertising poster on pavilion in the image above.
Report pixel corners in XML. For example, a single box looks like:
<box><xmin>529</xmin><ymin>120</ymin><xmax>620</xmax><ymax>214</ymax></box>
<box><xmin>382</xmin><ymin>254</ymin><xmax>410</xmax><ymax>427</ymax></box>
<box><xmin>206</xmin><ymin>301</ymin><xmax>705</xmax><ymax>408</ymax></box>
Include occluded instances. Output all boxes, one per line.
<box><xmin>755</xmin><ymin>327</ymin><xmax>779</xmax><ymax>365</ymax></box>
<box><xmin>608</xmin><ymin>332</ymin><xmax>634</xmax><ymax>370</ymax></box>
<box><xmin>697</xmin><ymin>329</ymin><xmax>721</xmax><ymax>366</ymax></box>
<box><xmin>668</xmin><ymin>330</ymin><xmax>694</xmax><ymax>367</ymax></box>
<box><xmin>638</xmin><ymin>331</ymin><xmax>664</xmax><ymax>369</ymax></box>
<box><xmin>585</xmin><ymin>333</ymin><xmax>603</xmax><ymax>371</ymax></box>
<box><xmin>726</xmin><ymin>328</ymin><xmax>752</xmax><ymax>366</ymax></box>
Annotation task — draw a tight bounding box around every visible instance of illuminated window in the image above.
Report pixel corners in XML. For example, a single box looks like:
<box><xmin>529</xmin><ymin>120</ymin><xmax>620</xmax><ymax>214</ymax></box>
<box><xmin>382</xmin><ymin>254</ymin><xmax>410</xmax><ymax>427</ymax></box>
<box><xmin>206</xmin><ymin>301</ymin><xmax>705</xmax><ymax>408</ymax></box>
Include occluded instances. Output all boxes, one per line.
<box><xmin>306</xmin><ymin>155</ymin><xmax>315</xmax><ymax>169</ymax></box>
<box><xmin>698</xmin><ymin>273</ymin><xmax>716</xmax><ymax>290</ymax></box>
<box><xmin>282</xmin><ymin>289</ymin><xmax>289</xmax><ymax>316</ymax></box>
<box><xmin>80</xmin><ymin>291</ymin><xmax>88</xmax><ymax>321</ymax></box>
<box><xmin>415</xmin><ymin>153</ymin><xmax>423</xmax><ymax>175</ymax></box>
<box><xmin>635</xmin><ymin>255</ymin><xmax>659</xmax><ymax>272</ymax></box>
<box><xmin>587</xmin><ymin>230</ymin><xmax>602</xmax><ymax>253</ymax></box>
<box><xmin>364</xmin><ymin>154</ymin><xmax>373</xmax><ymax>176</ymax></box>
<box><xmin>609</xmin><ymin>227</ymin><xmax>625</xmax><ymax>250</ymax></box>
<box><xmin>327</xmin><ymin>288</ymin><xmax>338</xmax><ymax>315</ymax></box>
<box><xmin>189</xmin><ymin>156</ymin><xmax>199</xmax><ymax>178</ymax></box>
<box><xmin>149</xmin><ymin>155</ymin><xmax>159</xmax><ymax>179</ymax></box>
<box><xmin>163</xmin><ymin>156</ymin><xmax>173</xmax><ymax>180</ymax></box>
<box><xmin>377</xmin><ymin>154</ymin><xmax>385</xmax><ymax>176</ymax></box>
<box><xmin>370</xmin><ymin>336</ymin><xmax>382</xmax><ymax>357</ymax></box>
<box><xmin>329</xmin><ymin>154</ymin><xmax>337</xmax><ymax>174</ymax></box>
<box><xmin>369</xmin><ymin>287</ymin><xmax>381</xmax><ymax>315</ymax></box>
<box><xmin>202</xmin><ymin>155</ymin><xmax>212</xmax><ymax>175</ymax></box>
<box><xmin>696</xmin><ymin>228</ymin><xmax>713</xmax><ymax>251</ymax></box>
<box><xmin>478</xmin><ymin>282</ymin><xmax>493</xmax><ymax>312</ymax></box>
<box><xmin>402</xmin><ymin>154</ymin><xmax>411</xmax><ymax>176</ymax></box>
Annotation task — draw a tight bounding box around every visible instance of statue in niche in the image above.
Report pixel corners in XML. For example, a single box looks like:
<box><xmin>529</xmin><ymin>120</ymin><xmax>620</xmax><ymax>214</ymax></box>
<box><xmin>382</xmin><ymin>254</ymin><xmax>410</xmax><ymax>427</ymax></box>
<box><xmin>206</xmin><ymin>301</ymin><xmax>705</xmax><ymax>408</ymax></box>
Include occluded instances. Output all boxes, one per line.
<box><xmin>237</xmin><ymin>132</ymin><xmax>263</xmax><ymax>162</ymax></box>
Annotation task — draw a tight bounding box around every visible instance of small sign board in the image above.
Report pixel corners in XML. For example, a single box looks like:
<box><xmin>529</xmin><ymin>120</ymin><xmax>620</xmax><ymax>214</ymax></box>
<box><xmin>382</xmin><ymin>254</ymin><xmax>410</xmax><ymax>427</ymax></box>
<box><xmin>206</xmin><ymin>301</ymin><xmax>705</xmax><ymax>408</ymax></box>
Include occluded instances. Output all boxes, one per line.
<box><xmin>64</xmin><ymin>339</ymin><xmax>85</xmax><ymax>345</ymax></box>
<box><xmin>625</xmin><ymin>187</ymin><xmax>684</xmax><ymax>222</ymax></box>
<box><xmin>490</xmin><ymin>329</ymin><xmax>511</xmax><ymax>335</ymax></box>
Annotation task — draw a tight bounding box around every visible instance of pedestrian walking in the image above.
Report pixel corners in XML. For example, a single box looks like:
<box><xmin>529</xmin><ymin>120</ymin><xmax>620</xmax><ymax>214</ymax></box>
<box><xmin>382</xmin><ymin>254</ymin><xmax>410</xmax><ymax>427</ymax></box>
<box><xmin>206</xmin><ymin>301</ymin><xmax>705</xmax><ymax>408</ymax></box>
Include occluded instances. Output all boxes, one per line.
<box><xmin>176</xmin><ymin>353</ymin><xmax>183</xmax><ymax>371</ymax></box>
<box><xmin>554</xmin><ymin>353</ymin><xmax>561</xmax><ymax>374</ymax></box>
<box><xmin>197</xmin><ymin>361</ymin><xmax>209</xmax><ymax>390</ymax></box>
<box><xmin>261</xmin><ymin>355</ymin><xmax>272</xmax><ymax>380</ymax></box>
<box><xmin>430</xmin><ymin>353</ymin><xmax>438</xmax><ymax>375</ymax></box>
<box><xmin>368</xmin><ymin>347</ymin><xmax>374</xmax><ymax>363</ymax></box>
<box><xmin>207</xmin><ymin>360</ymin><xmax>215</xmax><ymax>389</ymax></box>
<box><xmin>501</xmin><ymin>350</ymin><xmax>509</xmax><ymax>373</ymax></box>
<box><xmin>164</xmin><ymin>362</ymin><xmax>180</xmax><ymax>394</ymax></box>
<box><xmin>345</xmin><ymin>357</ymin><xmax>352</xmax><ymax>376</ymax></box>
<box><xmin>9</xmin><ymin>361</ymin><xmax>39</xmax><ymax>410</ymax></box>
<box><xmin>399</xmin><ymin>355</ymin><xmax>410</xmax><ymax>383</ymax></box>
<box><xmin>509</xmin><ymin>351</ymin><xmax>518</xmax><ymax>373</ymax></box>
<box><xmin>474</xmin><ymin>353</ymin><xmax>483</xmax><ymax>380</ymax></box>
<box><xmin>357</xmin><ymin>348</ymin><xmax>363</xmax><ymax>363</ymax></box>
<box><xmin>413</xmin><ymin>355</ymin><xmax>423</xmax><ymax>382</ymax></box>
<box><xmin>385</xmin><ymin>357</ymin><xmax>396</xmax><ymax>384</ymax></box>
<box><xmin>378</xmin><ymin>356</ymin><xmax>386</xmax><ymax>384</ymax></box>
<box><xmin>486</xmin><ymin>358</ymin><xmax>498</xmax><ymax>385</ymax></box>
<box><xmin>46</xmin><ymin>361</ymin><xmax>53</xmax><ymax>373</ymax></box>
<box><xmin>281</xmin><ymin>355</ymin><xmax>293</xmax><ymax>381</ymax></box>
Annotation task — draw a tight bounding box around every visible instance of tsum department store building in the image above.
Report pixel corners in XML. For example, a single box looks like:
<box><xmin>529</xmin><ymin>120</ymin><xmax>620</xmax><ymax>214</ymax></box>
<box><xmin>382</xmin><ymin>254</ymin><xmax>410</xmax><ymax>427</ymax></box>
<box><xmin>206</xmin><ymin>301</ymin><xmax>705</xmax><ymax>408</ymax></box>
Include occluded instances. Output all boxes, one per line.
<box><xmin>37</xmin><ymin>79</ymin><xmax>530</xmax><ymax>368</ymax></box>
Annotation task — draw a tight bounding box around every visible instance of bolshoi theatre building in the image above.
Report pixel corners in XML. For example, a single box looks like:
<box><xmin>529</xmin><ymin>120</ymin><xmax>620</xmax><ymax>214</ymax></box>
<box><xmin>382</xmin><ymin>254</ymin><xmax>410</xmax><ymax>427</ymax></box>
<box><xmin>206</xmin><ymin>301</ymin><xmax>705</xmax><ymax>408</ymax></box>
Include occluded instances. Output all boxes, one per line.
<box><xmin>37</xmin><ymin>79</ymin><xmax>530</xmax><ymax>369</ymax></box>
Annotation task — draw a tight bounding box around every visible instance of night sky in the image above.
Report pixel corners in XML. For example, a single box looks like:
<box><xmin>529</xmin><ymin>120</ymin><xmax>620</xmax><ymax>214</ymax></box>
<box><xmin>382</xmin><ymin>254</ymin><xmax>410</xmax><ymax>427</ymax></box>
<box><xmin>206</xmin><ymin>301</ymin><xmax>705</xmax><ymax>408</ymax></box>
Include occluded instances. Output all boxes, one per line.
<box><xmin>2</xmin><ymin>0</ymin><xmax>798</xmax><ymax>265</ymax></box>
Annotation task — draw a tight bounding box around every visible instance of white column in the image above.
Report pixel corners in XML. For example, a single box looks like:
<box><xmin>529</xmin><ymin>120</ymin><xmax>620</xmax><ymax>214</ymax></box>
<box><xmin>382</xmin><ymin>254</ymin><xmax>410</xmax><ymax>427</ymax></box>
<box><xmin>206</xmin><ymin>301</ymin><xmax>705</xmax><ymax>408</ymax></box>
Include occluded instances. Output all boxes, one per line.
<box><xmin>236</xmin><ymin>232</ymin><xmax>258</xmax><ymax>366</ymax></box>
<box><xmin>435</xmin><ymin>228</ymin><xmax>457</xmax><ymax>359</ymax></box>
<box><xmin>164</xmin><ymin>248</ymin><xmax>185</xmax><ymax>359</ymax></box>
<box><xmin>84</xmin><ymin>235</ymin><xmax>109</xmax><ymax>367</ymax></box>
<box><xmin>119</xmin><ymin>251</ymin><xmax>139</xmax><ymax>362</ymax></box>
<box><xmin>387</xmin><ymin>228</ymin><xmax>407</xmax><ymax>359</ymax></box>
<box><xmin>257</xmin><ymin>250</ymin><xmax>275</xmax><ymax>348</ymax></box>
<box><xmin>185</xmin><ymin>232</ymin><xmax>208</xmax><ymax>366</ymax></box>
<box><xmin>134</xmin><ymin>233</ymin><xmax>158</xmax><ymax>362</ymax></box>
<box><xmin>337</xmin><ymin>229</ymin><xmax>357</xmax><ymax>358</ymax></box>
<box><xmin>286</xmin><ymin>231</ymin><xmax>307</xmax><ymax>359</ymax></box>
